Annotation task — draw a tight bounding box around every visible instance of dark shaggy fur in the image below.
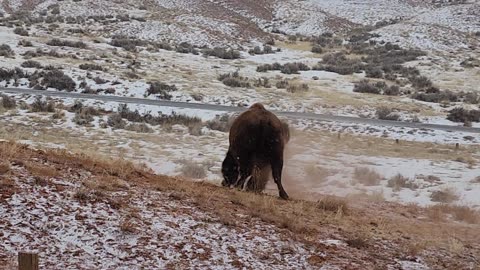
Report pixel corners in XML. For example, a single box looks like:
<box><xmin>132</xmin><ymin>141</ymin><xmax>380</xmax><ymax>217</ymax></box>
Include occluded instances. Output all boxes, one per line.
<box><xmin>221</xmin><ymin>103</ymin><xmax>290</xmax><ymax>199</ymax></box>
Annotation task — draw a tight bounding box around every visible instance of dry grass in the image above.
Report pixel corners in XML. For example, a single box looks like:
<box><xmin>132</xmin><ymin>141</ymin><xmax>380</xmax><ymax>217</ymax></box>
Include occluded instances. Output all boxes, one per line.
<box><xmin>387</xmin><ymin>174</ymin><xmax>419</xmax><ymax>192</ymax></box>
<box><xmin>430</xmin><ymin>188</ymin><xmax>459</xmax><ymax>203</ymax></box>
<box><xmin>180</xmin><ymin>160</ymin><xmax>207</xmax><ymax>179</ymax></box>
<box><xmin>427</xmin><ymin>204</ymin><xmax>480</xmax><ymax>224</ymax></box>
<box><xmin>316</xmin><ymin>195</ymin><xmax>348</xmax><ymax>215</ymax></box>
<box><xmin>25</xmin><ymin>162</ymin><xmax>59</xmax><ymax>178</ymax></box>
<box><xmin>0</xmin><ymin>162</ymin><xmax>10</xmax><ymax>175</ymax></box>
<box><xmin>2</xmin><ymin>141</ymin><xmax>480</xmax><ymax>268</ymax></box>
<box><xmin>353</xmin><ymin>167</ymin><xmax>383</xmax><ymax>186</ymax></box>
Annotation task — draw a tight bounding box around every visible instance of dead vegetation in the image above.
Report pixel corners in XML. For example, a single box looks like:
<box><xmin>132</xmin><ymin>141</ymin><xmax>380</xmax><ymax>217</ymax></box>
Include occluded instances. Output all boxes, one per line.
<box><xmin>0</xmin><ymin>141</ymin><xmax>479</xmax><ymax>268</ymax></box>
<box><xmin>430</xmin><ymin>187</ymin><xmax>459</xmax><ymax>203</ymax></box>
<box><xmin>353</xmin><ymin>167</ymin><xmax>383</xmax><ymax>186</ymax></box>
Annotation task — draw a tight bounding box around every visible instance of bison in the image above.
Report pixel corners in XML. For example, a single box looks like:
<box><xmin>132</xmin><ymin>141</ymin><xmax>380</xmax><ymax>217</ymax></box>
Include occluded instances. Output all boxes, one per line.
<box><xmin>221</xmin><ymin>103</ymin><xmax>290</xmax><ymax>199</ymax></box>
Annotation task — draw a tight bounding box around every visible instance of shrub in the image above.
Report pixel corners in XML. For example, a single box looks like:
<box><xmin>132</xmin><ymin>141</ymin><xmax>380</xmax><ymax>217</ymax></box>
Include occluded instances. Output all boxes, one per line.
<box><xmin>353</xmin><ymin>167</ymin><xmax>382</xmax><ymax>186</ymax></box>
<box><xmin>73</xmin><ymin>108</ymin><xmax>95</xmax><ymax>126</ymax></box>
<box><xmin>311</xmin><ymin>45</ymin><xmax>323</xmax><ymax>54</ymax></box>
<box><xmin>180</xmin><ymin>161</ymin><xmax>207</xmax><ymax>179</ymax></box>
<box><xmin>93</xmin><ymin>77</ymin><xmax>108</xmax><ymax>84</ymax></box>
<box><xmin>18</xmin><ymin>40</ymin><xmax>33</xmax><ymax>47</ymax></box>
<box><xmin>202</xmin><ymin>47</ymin><xmax>241</xmax><ymax>59</ymax></box>
<box><xmin>314</xmin><ymin>53</ymin><xmax>363</xmax><ymax>75</ymax></box>
<box><xmin>0</xmin><ymin>44</ymin><xmax>15</xmax><ymax>57</ymax></box>
<box><xmin>365</xmin><ymin>67</ymin><xmax>383</xmax><ymax>78</ymax></box>
<box><xmin>387</xmin><ymin>174</ymin><xmax>418</xmax><ymax>192</ymax></box>
<box><xmin>30</xmin><ymin>97</ymin><xmax>55</xmax><ymax>112</ymax></box>
<box><xmin>281</xmin><ymin>62</ymin><xmax>310</xmax><ymax>74</ymax></box>
<box><xmin>253</xmin><ymin>77</ymin><xmax>271</xmax><ymax>88</ymax></box>
<box><xmin>30</xmin><ymin>69</ymin><xmax>76</xmax><ymax>91</ymax></box>
<box><xmin>0</xmin><ymin>68</ymin><xmax>27</xmax><ymax>82</ymax></box>
<box><xmin>107</xmin><ymin>113</ymin><xmax>127</xmax><ymax>129</ymax></box>
<box><xmin>410</xmin><ymin>76</ymin><xmax>432</xmax><ymax>89</ymax></box>
<box><xmin>146</xmin><ymin>82</ymin><xmax>177</xmax><ymax>100</ymax></box>
<box><xmin>13</xmin><ymin>27</ymin><xmax>29</xmax><ymax>36</ymax></box>
<box><xmin>430</xmin><ymin>188</ymin><xmax>459</xmax><ymax>203</ymax></box>
<box><xmin>206</xmin><ymin>114</ymin><xmax>233</xmax><ymax>132</ymax></box>
<box><xmin>175</xmin><ymin>42</ymin><xmax>199</xmax><ymax>55</ymax></box>
<box><xmin>79</xmin><ymin>63</ymin><xmax>104</xmax><ymax>71</ymax></box>
<box><xmin>218</xmin><ymin>72</ymin><xmax>250</xmax><ymax>88</ymax></box>
<box><xmin>21</xmin><ymin>60</ymin><xmax>42</xmax><ymax>68</ymax></box>
<box><xmin>0</xmin><ymin>94</ymin><xmax>16</xmax><ymax>109</ymax></box>
<box><xmin>411</xmin><ymin>89</ymin><xmax>459</xmax><ymax>103</ymax></box>
<box><xmin>287</xmin><ymin>83</ymin><xmax>309</xmax><ymax>93</ymax></box>
<box><xmin>376</xmin><ymin>107</ymin><xmax>400</xmax><ymax>121</ymax></box>
<box><xmin>353</xmin><ymin>80</ymin><xmax>381</xmax><ymax>94</ymax></box>
<box><xmin>46</xmin><ymin>38</ymin><xmax>87</xmax><ymax>49</ymax></box>
<box><xmin>383</xmin><ymin>85</ymin><xmax>401</xmax><ymax>96</ymax></box>
<box><xmin>110</xmin><ymin>35</ymin><xmax>146</xmax><ymax>52</ymax></box>
<box><xmin>125</xmin><ymin>123</ymin><xmax>153</xmax><ymax>133</ymax></box>
<box><xmin>276</xmin><ymin>79</ymin><xmax>289</xmax><ymax>89</ymax></box>
<box><xmin>447</xmin><ymin>108</ymin><xmax>480</xmax><ymax>123</ymax></box>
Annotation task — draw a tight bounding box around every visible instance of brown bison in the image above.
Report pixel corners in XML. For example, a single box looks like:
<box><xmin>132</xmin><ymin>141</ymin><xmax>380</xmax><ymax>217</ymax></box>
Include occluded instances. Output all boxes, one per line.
<box><xmin>221</xmin><ymin>103</ymin><xmax>290</xmax><ymax>199</ymax></box>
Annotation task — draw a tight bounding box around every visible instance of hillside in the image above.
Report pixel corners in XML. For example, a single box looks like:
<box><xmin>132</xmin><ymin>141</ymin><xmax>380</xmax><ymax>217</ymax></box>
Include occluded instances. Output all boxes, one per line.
<box><xmin>1</xmin><ymin>141</ymin><xmax>479</xmax><ymax>269</ymax></box>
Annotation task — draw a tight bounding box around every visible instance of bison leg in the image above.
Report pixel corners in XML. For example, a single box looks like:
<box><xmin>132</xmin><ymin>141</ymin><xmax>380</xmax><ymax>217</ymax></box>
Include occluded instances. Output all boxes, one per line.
<box><xmin>271</xmin><ymin>157</ymin><xmax>289</xmax><ymax>200</ymax></box>
<box><xmin>236</xmin><ymin>156</ymin><xmax>254</xmax><ymax>190</ymax></box>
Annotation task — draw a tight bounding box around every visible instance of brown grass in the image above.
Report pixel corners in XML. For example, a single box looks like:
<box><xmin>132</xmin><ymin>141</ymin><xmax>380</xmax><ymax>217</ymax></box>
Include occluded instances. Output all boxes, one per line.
<box><xmin>25</xmin><ymin>162</ymin><xmax>59</xmax><ymax>178</ymax></box>
<box><xmin>427</xmin><ymin>204</ymin><xmax>480</xmax><ymax>224</ymax></box>
<box><xmin>430</xmin><ymin>188</ymin><xmax>459</xmax><ymax>203</ymax></box>
<box><xmin>0</xmin><ymin>162</ymin><xmax>10</xmax><ymax>175</ymax></box>
<box><xmin>353</xmin><ymin>167</ymin><xmax>383</xmax><ymax>186</ymax></box>
<box><xmin>1</xmin><ymin>141</ymin><xmax>480</xmax><ymax>268</ymax></box>
<box><xmin>387</xmin><ymin>174</ymin><xmax>418</xmax><ymax>192</ymax></box>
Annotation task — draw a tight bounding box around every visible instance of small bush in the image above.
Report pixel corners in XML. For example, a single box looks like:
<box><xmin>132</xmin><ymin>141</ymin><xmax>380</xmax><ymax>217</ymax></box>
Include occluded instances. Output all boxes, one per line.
<box><xmin>206</xmin><ymin>114</ymin><xmax>233</xmax><ymax>132</ymax></box>
<box><xmin>365</xmin><ymin>67</ymin><xmax>383</xmax><ymax>78</ymax></box>
<box><xmin>311</xmin><ymin>45</ymin><xmax>323</xmax><ymax>54</ymax></box>
<box><xmin>21</xmin><ymin>60</ymin><xmax>42</xmax><ymax>68</ymax></box>
<box><xmin>125</xmin><ymin>123</ymin><xmax>153</xmax><ymax>133</ymax></box>
<box><xmin>387</xmin><ymin>174</ymin><xmax>418</xmax><ymax>192</ymax></box>
<box><xmin>0</xmin><ymin>94</ymin><xmax>16</xmax><ymax>109</ymax></box>
<box><xmin>281</xmin><ymin>62</ymin><xmax>310</xmax><ymax>74</ymax></box>
<box><xmin>376</xmin><ymin>107</ymin><xmax>400</xmax><ymax>121</ymax></box>
<box><xmin>146</xmin><ymin>82</ymin><xmax>177</xmax><ymax>100</ymax></box>
<box><xmin>30</xmin><ymin>69</ymin><xmax>76</xmax><ymax>91</ymax></box>
<box><xmin>0</xmin><ymin>44</ymin><xmax>15</xmax><ymax>57</ymax></box>
<box><xmin>175</xmin><ymin>42</ymin><xmax>199</xmax><ymax>55</ymax></box>
<box><xmin>353</xmin><ymin>80</ymin><xmax>381</xmax><ymax>94</ymax></box>
<box><xmin>314</xmin><ymin>53</ymin><xmax>363</xmax><ymax>75</ymax></box>
<box><xmin>276</xmin><ymin>79</ymin><xmax>289</xmax><ymax>89</ymax></box>
<box><xmin>383</xmin><ymin>85</ymin><xmax>401</xmax><ymax>96</ymax></box>
<box><xmin>430</xmin><ymin>188</ymin><xmax>459</xmax><ymax>203</ymax></box>
<box><xmin>110</xmin><ymin>36</ymin><xmax>146</xmax><ymax>52</ymax></box>
<box><xmin>79</xmin><ymin>63</ymin><xmax>104</xmax><ymax>71</ymax></box>
<box><xmin>411</xmin><ymin>90</ymin><xmax>459</xmax><ymax>103</ymax></box>
<box><xmin>13</xmin><ymin>27</ymin><xmax>29</xmax><ymax>36</ymax></box>
<box><xmin>47</xmin><ymin>38</ymin><xmax>87</xmax><ymax>49</ymax></box>
<box><xmin>30</xmin><ymin>97</ymin><xmax>55</xmax><ymax>112</ymax></box>
<box><xmin>218</xmin><ymin>72</ymin><xmax>250</xmax><ymax>88</ymax></box>
<box><xmin>180</xmin><ymin>161</ymin><xmax>207</xmax><ymax>179</ymax></box>
<box><xmin>287</xmin><ymin>83</ymin><xmax>309</xmax><ymax>93</ymax></box>
<box><xmin>409</xmin><ymin>76</ymin><xmax>432</xmax><ymax>89</ymax></box>
<box><xmin>447</xmin><ymin>108</ymin><xmax>480</xmax><ymax>123</ymax></box>
<box><xmin>18</xmin><ymin>40</ymin><xmax>33</xmax><ymax>47</ymax></box>
<box><xmin>73</xmin><ymin>107</ymin><xmax>99</xmax><ymax>126</ymax></box>
<box><xmin>107</xmin><ymin>113</ymin><xmax>127</xmax><ymax>129</ymax></box>
<box><xmin>353</xmin><ymin>167</ymin><xmax>382</xmax><ymax>186</ymax></box>
<box><xmin>253</xmin><ymin>77</ymin><xmax>271</xmax><ymax>88</ymax></box>
<box><xmin>203</xmin><ymin>47</ymin><xmax>241</xmax><ymax>59</ymax></box>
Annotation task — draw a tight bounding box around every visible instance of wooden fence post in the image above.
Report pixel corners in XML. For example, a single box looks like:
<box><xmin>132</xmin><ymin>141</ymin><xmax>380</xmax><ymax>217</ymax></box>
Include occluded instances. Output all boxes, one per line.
<box><xmin>18</xmin><ymin>252</ymin><xmax>38</xmax><ymax>270</ymax></box>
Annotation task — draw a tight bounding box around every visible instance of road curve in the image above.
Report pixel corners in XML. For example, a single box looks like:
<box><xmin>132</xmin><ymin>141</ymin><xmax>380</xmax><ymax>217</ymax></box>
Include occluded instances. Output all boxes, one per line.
<box><xmin>1</xmin><ymin>87</ymin><xmax>479</xmax><ymax>134</ymax></box>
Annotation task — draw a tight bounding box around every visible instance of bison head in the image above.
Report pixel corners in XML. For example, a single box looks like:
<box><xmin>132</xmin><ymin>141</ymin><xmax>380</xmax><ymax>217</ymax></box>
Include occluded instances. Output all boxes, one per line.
<box><xmin>221</xmin><ymin>151</ymin><xmax>239</xmax><ymax>187</ymax></box>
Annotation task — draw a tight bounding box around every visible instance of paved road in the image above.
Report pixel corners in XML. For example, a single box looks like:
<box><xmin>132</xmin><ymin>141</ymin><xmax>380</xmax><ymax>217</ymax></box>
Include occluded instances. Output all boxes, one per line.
<box><xmin>2</xmin><ymin>87</ymin><xmax>479</xmax><ymax>134</ymax></box>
